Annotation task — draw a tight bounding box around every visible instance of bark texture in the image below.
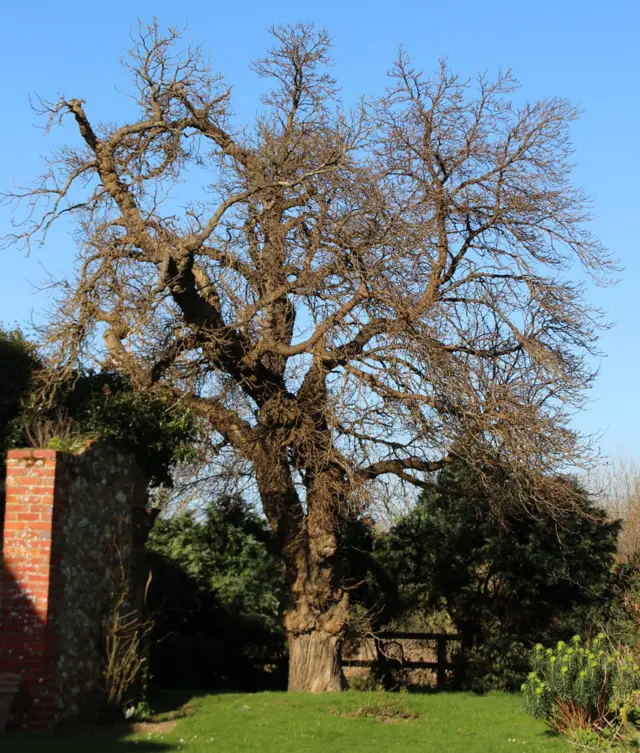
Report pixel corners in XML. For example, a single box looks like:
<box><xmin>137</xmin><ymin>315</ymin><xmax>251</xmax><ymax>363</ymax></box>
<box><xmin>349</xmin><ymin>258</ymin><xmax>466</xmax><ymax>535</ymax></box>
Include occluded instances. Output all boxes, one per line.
<box><xmin>288</xmin><ymin>632</ymin><xmax>343</xmax><ymax>692</ymax></box>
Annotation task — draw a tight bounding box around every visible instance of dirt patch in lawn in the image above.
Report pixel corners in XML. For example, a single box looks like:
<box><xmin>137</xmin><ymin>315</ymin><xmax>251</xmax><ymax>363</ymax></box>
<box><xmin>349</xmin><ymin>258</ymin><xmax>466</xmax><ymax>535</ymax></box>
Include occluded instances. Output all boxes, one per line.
<box><xmin>338</xmin><ymin>703</ymin><xmax>419</xmax><ymax>724</ymax></box>
<box><xmin>56</xmin><ymin>698</ymin><xmax>195</xmax><ymax>738</ymax></box>
<box><xmin>128</xmin><ymin>720</ymin><xmax>177</xmax><ymax>734</ymax></box>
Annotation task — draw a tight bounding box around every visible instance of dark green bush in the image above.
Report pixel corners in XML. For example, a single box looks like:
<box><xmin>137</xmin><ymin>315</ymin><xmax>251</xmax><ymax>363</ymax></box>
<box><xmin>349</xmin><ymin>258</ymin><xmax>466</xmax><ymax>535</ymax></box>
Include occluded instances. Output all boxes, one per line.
<box><xmin>0</xmin><ymin>327</ymin><xmax>41</xmax><ymax>458</ymax></box>
<box><xmin>375</xmin><ymin>459</ymin><xmax>620</xmax><ymax>690</ymax></box>
<box><xmin>18</xmin><ymin>371</ymin><xmax>198</xmax><ymax>486</ymax></box>
<box><xmin>146</xmin><ymin>496</ymin><xmax>287</xmax><ymax>689</ymax></box>
<box><xmin>458</xmin><ymin>635</ymin><xmax>531</xmax><ymax>693</ymax></box>
<box><xmin>2</xmin><ymin>328</ymin><xmax>197</xmax><ymax>486</ymax></box>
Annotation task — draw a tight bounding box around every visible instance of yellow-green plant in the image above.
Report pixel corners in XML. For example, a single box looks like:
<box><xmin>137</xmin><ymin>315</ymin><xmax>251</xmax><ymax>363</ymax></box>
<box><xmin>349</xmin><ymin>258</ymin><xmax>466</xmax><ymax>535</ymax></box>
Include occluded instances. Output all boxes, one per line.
<box><xmin>523</xmin><ymin>635</ymin><xmax>640</xmax><ymax>746</ymax></box>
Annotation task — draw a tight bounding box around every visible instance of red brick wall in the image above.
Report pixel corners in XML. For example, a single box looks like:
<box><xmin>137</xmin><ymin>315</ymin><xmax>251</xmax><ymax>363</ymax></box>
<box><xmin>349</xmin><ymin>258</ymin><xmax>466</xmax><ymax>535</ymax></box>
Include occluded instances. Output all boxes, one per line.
<box><xmin>0</xmin><ymin>446</ymin><xmax>147</xmax><ymax>732</ymax></box>
<box><xmin>0</xmin><ymin>450</ymin><xmax>62</xmax><ymax>730</ymax></box>
<box><xmin>0</xmin><ymin>471</ymin><xmax>6</xmax><ymax>550</ymax></box>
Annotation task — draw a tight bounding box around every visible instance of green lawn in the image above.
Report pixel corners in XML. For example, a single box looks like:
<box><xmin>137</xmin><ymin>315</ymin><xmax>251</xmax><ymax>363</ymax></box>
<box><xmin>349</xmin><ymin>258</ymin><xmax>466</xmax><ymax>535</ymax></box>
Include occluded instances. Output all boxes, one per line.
<box><xmin>2</xmin><ymin>691</ymin><xmax>568</xmax><ymax>753</ymax></box>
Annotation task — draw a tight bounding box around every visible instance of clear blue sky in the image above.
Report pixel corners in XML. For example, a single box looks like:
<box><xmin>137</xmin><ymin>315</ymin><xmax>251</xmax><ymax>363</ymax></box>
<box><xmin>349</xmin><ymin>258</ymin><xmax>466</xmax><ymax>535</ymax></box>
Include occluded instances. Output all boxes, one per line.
<box><xmin>1</xmin><ymin>0</ymin><xmax>638</xmax><ymax>459</ymax></box>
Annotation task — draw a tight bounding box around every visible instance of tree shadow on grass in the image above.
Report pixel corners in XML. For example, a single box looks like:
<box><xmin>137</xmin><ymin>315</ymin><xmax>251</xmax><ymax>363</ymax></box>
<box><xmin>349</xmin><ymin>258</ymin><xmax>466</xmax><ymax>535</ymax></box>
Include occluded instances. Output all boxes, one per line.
<box><xmin>0</xmin><ymin>690</ymin><xmax>209</xmax><ymax>753</ymax></box>
<box><xmin>0</xmin><ymin>733</ymin><xmax>176</xmax><ymax>753</ymax></box>
<box><xmin>150</xmin><ymin>687</ymin><xmax>210</xmax><ymax>716</ymax></box>
<box><xmin>403</xmin><ymin>683</ymin><xmax>459</xmax><ymax>695</ymax></box>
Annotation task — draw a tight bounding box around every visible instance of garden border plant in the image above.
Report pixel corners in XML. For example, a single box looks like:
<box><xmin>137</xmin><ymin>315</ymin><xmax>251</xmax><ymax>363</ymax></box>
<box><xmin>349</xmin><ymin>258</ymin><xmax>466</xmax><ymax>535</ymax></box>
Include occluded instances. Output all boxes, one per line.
<box><xmin>523</xmin><ymin>634</ymin><xmax>640</xmax><ymax>749</ymax></box>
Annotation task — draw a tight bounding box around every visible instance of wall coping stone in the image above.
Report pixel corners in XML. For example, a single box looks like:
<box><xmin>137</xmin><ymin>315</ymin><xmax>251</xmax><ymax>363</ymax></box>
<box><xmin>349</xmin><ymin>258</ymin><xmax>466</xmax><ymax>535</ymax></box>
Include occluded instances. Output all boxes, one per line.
<box><xmin>7</xmin><ymin>450</ymin><xmax>58</xmax><ymax>460</ymax></box>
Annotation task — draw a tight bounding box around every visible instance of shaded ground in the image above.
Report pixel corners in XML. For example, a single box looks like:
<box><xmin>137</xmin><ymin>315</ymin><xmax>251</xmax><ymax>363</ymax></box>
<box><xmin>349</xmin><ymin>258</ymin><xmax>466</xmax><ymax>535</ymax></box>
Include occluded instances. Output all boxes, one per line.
<box><xmin>1</xmin><ymin>691</ymin><xmax>569</xmax><ymax>752</ymax></box>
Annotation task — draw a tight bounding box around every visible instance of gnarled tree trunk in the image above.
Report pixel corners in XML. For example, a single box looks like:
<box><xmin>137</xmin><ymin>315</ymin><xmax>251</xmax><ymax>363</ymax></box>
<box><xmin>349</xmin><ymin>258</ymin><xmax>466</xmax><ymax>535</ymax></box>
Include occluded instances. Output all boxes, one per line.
<box><xmin>255</xmin><ymin>449</ymin><xmax>349</xmax><ymax>691</ymax></box>
<box><xmin>288</xmin><ymin>631</ymin><xmax>343</xmax><ymax>692</ymax></box>
<box><xmin>284</xmin><ymin>568</ymin><xmax>348</xmax><ymax>693</ymax></box>
<box><xmin>282</xmin><ymin>512</ymin><xmax>350</xmax><ymax>691</ymax></box>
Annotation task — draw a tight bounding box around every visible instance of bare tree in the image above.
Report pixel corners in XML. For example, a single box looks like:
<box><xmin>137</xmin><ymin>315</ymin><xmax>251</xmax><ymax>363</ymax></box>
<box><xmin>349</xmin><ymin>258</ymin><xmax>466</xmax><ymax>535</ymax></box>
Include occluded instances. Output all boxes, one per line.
<box><xmin>3</xmin><ymin>21</ymin><xmax>615</xmax><ymax>691</ymax></box>
<box><xmin>594</xmin><ymin>452</ymin><xmax>640</xmax><ymax>561</ymax></box>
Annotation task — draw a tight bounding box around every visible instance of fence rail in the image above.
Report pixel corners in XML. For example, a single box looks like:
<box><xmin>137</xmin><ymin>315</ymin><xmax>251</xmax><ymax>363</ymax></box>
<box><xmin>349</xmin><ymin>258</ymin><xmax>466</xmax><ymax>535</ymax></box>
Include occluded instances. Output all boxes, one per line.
<box><xmin>253</xmin><ymin>632</ymin><xmax>463</xmax><ymax>689</ymax></box>
<box><xmin>375</xmin><ymin>632</ymin><xmax>463</xmax><ymax>641</ymax></box>
<box><xmin>347</xmin><ymin>632</ymin><xmax>462</xmax><ymax>688</ymax></box>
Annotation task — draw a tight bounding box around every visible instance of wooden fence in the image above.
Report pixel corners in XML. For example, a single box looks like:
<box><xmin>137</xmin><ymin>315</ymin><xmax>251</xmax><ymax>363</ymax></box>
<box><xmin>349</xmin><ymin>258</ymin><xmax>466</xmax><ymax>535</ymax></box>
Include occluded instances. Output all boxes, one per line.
<box><xmin>342</xmin><ymin>632</ymin><xmax>462</xmax><ymax>689</ymax></box>
<box><xmin>255</xmin><ymin>632</ymin><xmax>463</xmax><ymax>689</ymax></box>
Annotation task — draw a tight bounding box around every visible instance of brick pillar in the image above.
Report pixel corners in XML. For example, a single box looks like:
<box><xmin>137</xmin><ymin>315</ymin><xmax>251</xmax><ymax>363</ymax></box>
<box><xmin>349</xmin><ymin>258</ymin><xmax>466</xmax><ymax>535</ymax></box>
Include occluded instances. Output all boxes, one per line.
<box><xmin>0</xmin><ymin>470</ymin><xmax>6</xmax><ymax>547</ymax></box>
<box><xmin>0</xmin><ymin>449</ymin><xmax>65</xmax><ymax>731</ymax></box>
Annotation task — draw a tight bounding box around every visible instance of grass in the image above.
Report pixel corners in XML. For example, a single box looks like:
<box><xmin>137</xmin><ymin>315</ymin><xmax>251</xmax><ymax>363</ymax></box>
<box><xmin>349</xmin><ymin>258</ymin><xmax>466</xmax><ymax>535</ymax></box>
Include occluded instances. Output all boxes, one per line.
<box><xmin>2</xmin><ymin>690</ymin><xmax>569</xmax><ymax>753</ymax></box>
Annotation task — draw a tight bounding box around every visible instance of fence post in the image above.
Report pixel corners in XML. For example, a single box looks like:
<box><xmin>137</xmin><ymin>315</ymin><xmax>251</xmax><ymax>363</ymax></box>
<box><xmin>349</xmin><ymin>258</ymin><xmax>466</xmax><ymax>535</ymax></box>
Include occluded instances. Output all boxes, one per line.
<box><xmin>436</xmin><ymin>636</ymin><xmax>447</xmax><ymax>689</ymax></box>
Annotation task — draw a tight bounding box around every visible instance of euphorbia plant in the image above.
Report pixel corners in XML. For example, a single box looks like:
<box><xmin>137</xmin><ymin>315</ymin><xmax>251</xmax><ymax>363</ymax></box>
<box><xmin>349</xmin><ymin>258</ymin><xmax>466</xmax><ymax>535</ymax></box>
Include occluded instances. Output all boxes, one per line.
<box><xmin>523</xmin><ymin>635</ymin><xmax>640</xmax><ymax>746</ymax></box>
